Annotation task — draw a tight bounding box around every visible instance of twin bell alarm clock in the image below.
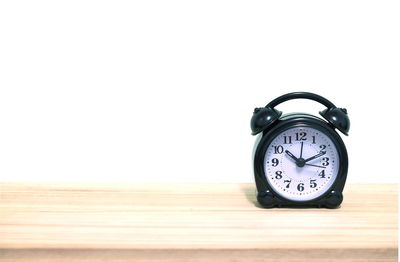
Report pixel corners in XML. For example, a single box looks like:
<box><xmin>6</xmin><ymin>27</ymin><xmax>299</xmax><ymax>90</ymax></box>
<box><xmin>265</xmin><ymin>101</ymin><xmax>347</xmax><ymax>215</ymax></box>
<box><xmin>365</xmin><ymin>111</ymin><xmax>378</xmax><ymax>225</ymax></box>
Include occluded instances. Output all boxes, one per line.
<box><xmin>251</xmin><ymin>92</ymin><xmax>350</xmax><ymax>208</ymax></box>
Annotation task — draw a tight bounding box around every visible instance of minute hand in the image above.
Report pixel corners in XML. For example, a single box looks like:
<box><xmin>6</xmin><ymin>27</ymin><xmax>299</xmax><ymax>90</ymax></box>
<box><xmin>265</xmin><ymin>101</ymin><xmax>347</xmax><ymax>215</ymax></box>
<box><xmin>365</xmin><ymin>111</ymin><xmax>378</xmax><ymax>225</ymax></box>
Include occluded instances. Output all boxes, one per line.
<box><xmin>304</xmin><ymin>151</ymin><xmax>326</xmax><ymax>163</ymax></box>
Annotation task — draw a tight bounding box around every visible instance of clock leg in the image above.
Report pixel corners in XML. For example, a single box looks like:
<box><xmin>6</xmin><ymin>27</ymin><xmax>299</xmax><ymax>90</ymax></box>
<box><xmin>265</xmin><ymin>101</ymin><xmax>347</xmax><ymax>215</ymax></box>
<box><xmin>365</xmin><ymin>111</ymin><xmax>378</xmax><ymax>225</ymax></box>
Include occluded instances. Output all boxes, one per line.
<box><xmin>323</xmin><ymin>191</ymin><xmax>343</xmax><ymax>208</ymax></box>
<box><xmin>257</xmin><ymin>191</ymin><xmax>276</xmax><ymax>208</ymax></box>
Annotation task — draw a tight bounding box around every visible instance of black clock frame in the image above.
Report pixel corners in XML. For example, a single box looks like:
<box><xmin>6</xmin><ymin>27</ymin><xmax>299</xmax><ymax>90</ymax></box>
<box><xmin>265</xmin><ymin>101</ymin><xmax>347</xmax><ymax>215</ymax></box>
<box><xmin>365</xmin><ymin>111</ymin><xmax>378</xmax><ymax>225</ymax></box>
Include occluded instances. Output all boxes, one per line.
<box><xmin>253</xmin><ymin>114</ymin><xmax>348</xmax><ymax>208</ymax></box>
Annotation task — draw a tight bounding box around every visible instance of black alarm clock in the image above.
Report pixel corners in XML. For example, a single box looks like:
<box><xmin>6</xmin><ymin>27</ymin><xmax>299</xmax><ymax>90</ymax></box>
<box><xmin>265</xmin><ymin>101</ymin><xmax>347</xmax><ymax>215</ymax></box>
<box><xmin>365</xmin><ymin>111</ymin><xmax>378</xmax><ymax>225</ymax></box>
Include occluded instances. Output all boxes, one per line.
<box><xmin>251</xmin><ymin>92</ymin><xmax>350</xmax><ymax>208</ymax></box>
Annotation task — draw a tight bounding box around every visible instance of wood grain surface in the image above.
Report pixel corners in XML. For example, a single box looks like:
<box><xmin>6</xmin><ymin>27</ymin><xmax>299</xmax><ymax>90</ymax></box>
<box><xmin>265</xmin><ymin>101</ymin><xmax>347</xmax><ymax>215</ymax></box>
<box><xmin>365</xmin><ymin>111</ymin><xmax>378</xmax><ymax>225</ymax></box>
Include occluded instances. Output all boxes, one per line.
<box><xmin>0</xmin><ymin>183</ymin><xmax>397</xmax><ymax>262</ymax></box>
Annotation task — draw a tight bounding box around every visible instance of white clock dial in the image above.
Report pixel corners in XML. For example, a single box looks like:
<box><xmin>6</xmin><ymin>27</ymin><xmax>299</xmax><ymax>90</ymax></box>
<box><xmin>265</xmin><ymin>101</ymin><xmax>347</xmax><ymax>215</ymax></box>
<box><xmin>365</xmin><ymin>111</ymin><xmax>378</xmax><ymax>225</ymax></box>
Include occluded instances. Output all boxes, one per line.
<box><xmin>264</xmin><ymin>126</ymin><xmax>340</xmax><ymax>201</ymax></box>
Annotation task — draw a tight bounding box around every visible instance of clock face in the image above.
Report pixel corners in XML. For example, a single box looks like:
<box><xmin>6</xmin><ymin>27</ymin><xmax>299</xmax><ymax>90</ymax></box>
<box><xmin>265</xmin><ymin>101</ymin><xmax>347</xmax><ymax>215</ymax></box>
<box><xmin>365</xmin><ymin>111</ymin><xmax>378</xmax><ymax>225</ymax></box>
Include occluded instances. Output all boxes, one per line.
<box><xmin>264</xmin><ymin>126</ymin><xmax>340</xmax><ymax>202</ymax></box>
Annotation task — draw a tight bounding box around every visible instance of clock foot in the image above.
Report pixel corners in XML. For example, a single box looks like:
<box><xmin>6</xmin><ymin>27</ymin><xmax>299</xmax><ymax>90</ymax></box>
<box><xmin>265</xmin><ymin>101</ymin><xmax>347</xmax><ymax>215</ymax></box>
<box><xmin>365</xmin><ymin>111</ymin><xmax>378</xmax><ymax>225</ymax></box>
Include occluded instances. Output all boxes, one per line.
<box><xmin>323</xmin><ymin>191</ymin><xmax>343</xmax><ymax>208</ymax></box>
<box><xmin>257</xmin><ymin>191</ymin><xmax>276</xmax><ymax>208</ymax></box>
<box><xmin>256</xmin><ymin>190</ymin><xmax>344</xmax><ymax>208</ymax></box>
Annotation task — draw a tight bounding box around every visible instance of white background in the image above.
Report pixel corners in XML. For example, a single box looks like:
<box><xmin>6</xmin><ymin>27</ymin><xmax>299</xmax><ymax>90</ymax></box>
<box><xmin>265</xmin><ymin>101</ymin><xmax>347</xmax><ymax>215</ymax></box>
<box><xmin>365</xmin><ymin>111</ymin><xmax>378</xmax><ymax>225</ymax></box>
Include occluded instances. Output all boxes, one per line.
<box><xmin>0</xmin><ymin>0</ymin><xmax>399</xmax><ymax>183</ymax></box>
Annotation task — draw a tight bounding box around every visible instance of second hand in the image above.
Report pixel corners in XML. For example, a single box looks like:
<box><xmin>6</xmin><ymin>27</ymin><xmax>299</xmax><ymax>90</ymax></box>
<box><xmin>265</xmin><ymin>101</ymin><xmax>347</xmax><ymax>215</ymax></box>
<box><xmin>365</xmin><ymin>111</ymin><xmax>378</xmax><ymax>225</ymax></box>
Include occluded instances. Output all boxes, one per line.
<box><xmin>305</xmin><ymin>163</ymin><xmax>326</xmax><ymax>168</ymax></box>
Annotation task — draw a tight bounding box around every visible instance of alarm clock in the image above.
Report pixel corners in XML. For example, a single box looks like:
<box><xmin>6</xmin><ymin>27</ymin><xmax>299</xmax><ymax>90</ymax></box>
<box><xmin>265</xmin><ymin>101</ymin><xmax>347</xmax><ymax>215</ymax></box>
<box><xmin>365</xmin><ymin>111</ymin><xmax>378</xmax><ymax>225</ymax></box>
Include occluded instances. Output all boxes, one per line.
<box><xmin>251</xmin><ymin>92</ymin><xmax>350</xmax><ymax>208</ymax></box>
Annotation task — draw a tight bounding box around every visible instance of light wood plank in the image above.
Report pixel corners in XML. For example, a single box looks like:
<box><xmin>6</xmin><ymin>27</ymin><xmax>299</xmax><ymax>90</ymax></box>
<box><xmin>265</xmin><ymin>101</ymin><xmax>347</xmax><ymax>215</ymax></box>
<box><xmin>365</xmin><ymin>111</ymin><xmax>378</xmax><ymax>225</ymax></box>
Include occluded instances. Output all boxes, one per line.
<box><xmin>0</xmin><ymin>183</ymin><xmax>397</xmax><ymax>262</ymax></box>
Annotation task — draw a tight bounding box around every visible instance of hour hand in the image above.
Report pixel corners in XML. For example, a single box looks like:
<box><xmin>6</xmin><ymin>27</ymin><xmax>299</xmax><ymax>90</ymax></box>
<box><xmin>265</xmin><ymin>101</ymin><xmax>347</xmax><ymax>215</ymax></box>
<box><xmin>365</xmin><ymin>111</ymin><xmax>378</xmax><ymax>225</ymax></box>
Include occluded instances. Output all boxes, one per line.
<box><xmin>285</xmin><ymin>150</ymin><xmax>299</xmax><ymax>162</ymax></box>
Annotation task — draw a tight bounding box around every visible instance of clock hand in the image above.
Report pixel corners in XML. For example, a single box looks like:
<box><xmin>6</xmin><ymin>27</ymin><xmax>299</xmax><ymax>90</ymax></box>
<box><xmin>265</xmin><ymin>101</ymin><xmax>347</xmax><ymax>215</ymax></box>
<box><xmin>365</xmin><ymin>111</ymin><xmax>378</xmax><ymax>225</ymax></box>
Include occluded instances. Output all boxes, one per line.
<box><xmin>300</xmin><ymin>142</ymin><xmax>304</xmax><ymax>158</ymax></box>
<box><xmin>304</xmin><ymin>163</ymin><xmax>326</xmax><ymax>168</ymax></box>
<box><xmin>304</xmin><ymin>151</ymin><xmax>326</xmax><ymax>163</ymax></box>
<box><xmin>285</xmin><ymin>150</ymin><xmax>299</xmax><ymax>162</ymax></box>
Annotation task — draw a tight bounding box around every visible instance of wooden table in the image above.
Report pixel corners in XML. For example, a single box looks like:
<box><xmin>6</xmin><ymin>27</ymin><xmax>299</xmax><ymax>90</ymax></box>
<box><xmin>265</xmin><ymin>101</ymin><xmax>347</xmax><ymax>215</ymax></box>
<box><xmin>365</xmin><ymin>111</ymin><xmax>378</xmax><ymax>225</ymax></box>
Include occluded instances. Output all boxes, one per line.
<box><xmin>0</xmin><ymin>183</ymin><xmax>397</xmax><ymax>262</ymax></box>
